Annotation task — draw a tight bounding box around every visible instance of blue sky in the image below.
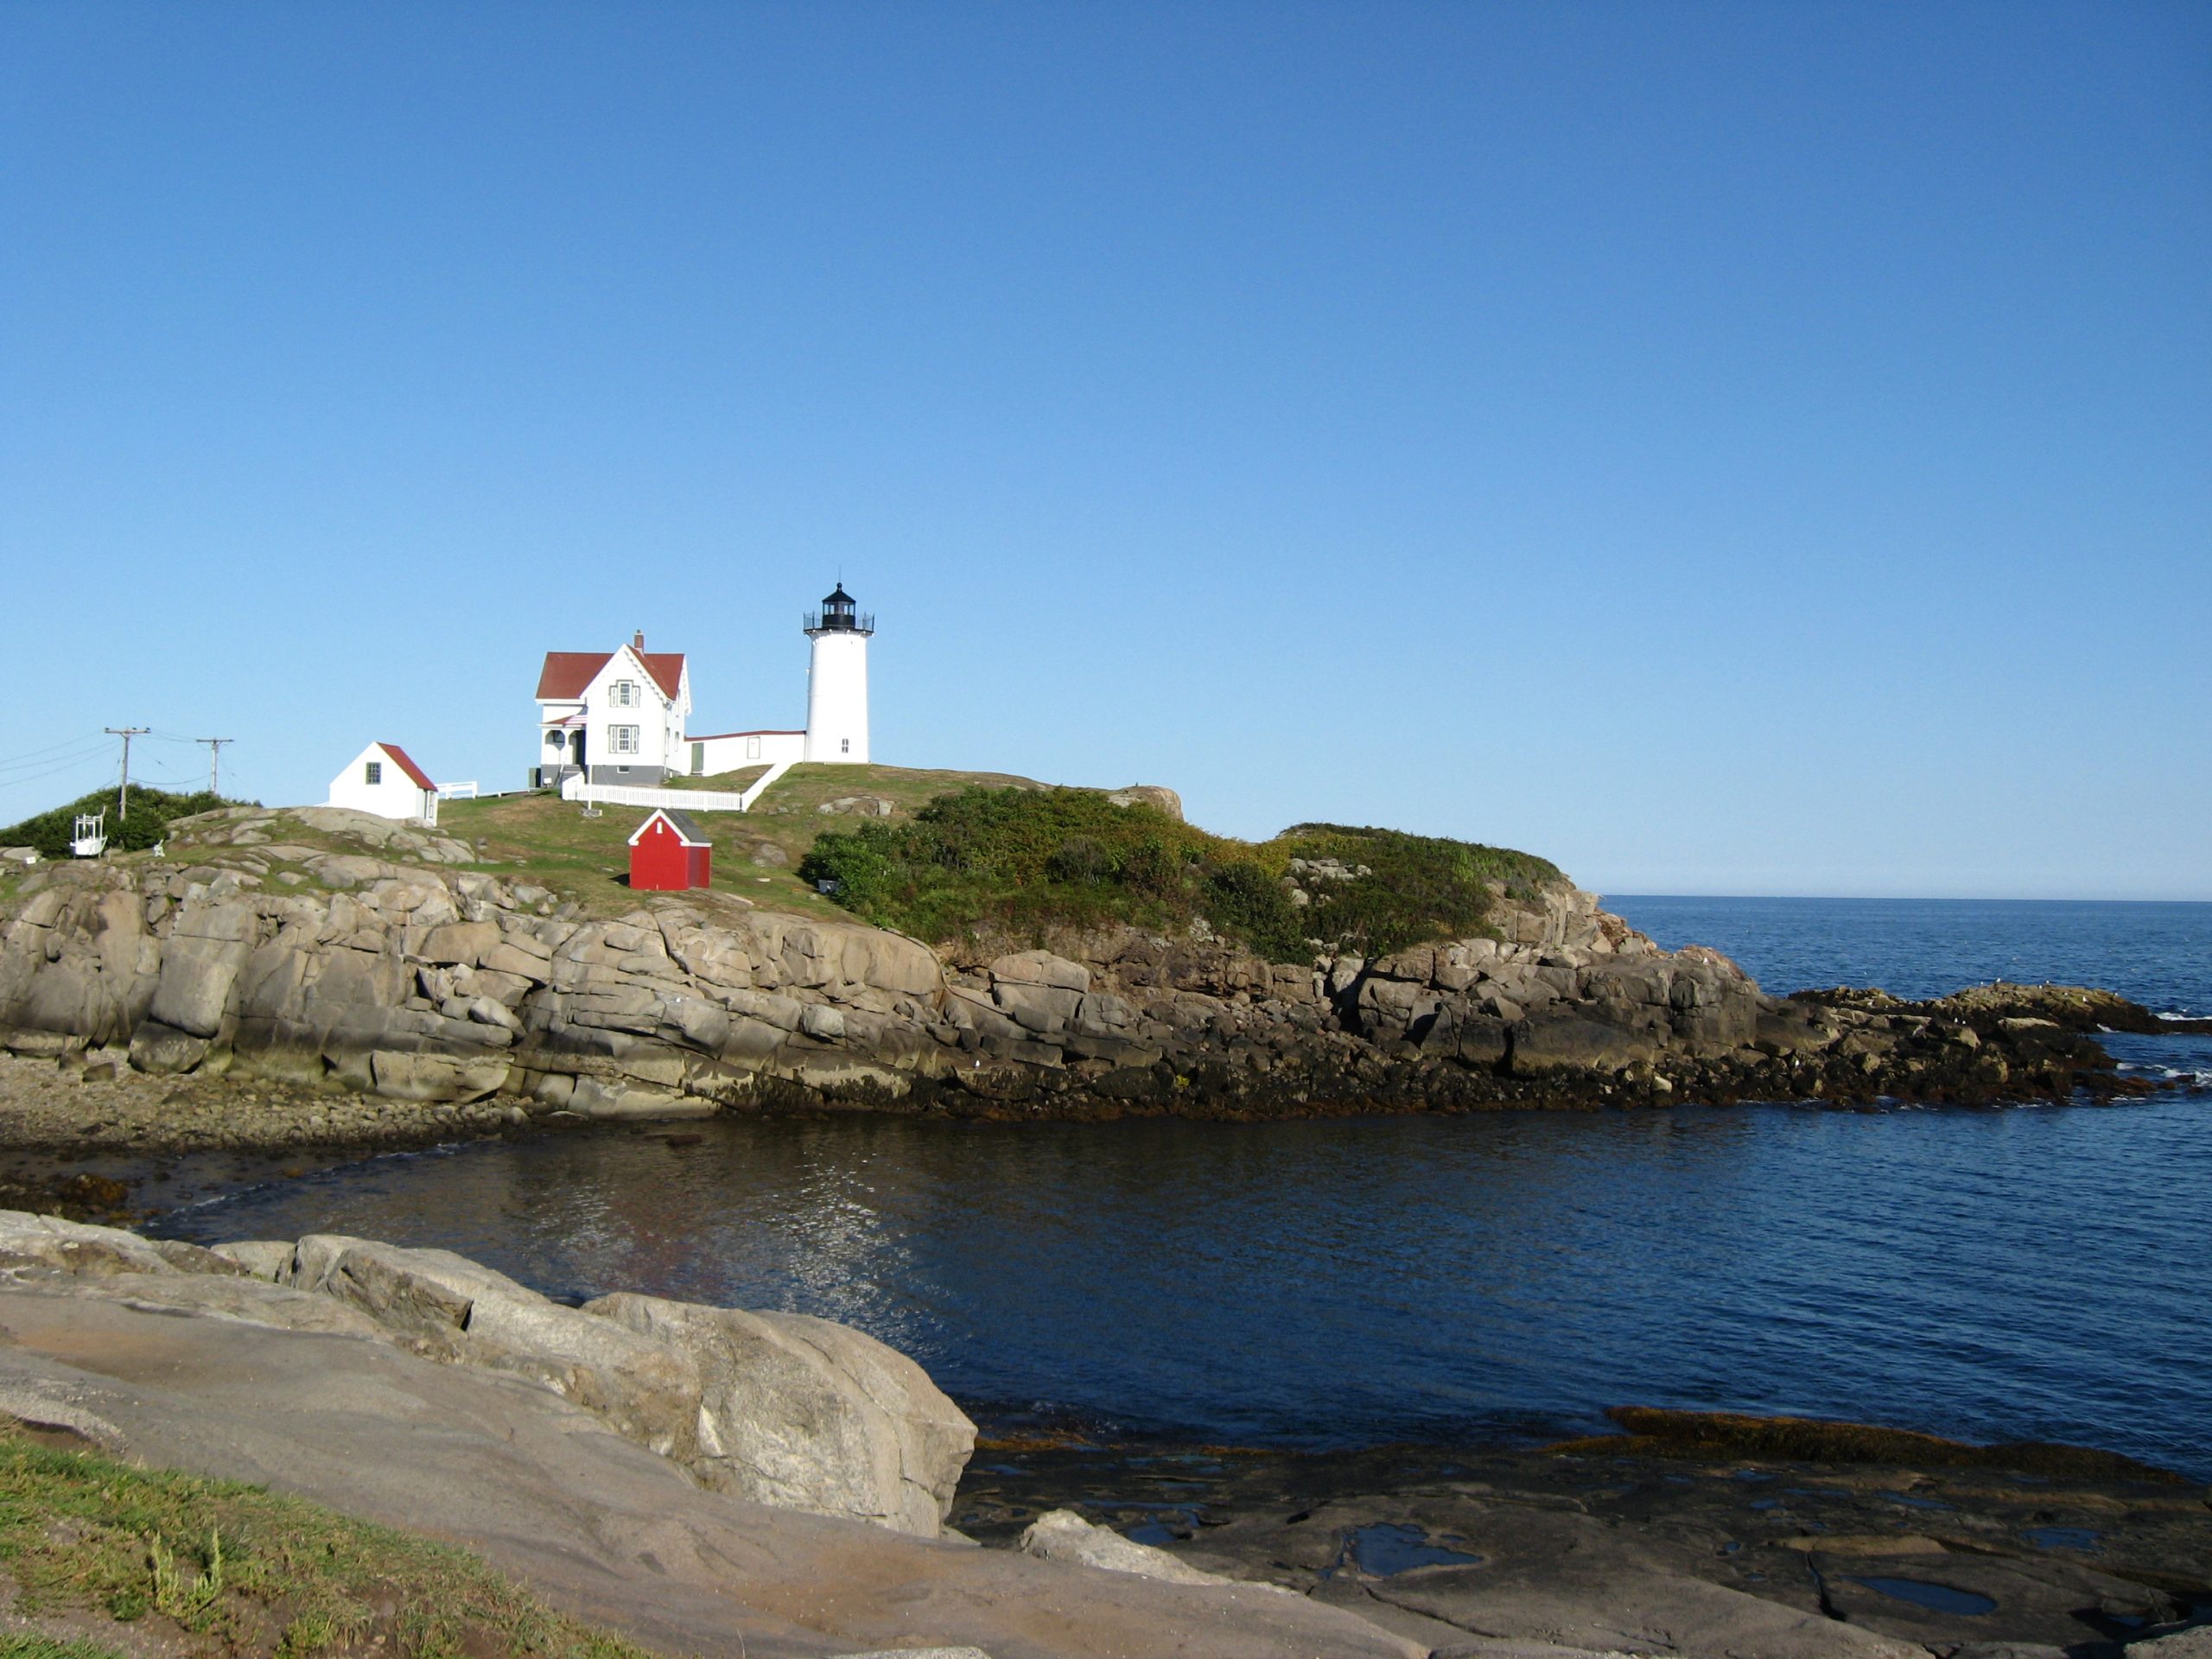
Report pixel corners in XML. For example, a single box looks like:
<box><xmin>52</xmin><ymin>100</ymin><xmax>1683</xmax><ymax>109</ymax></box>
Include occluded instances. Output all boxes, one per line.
<box><xmin>3</xmin><ymin>3</ymin><xmax>2206</xmax><ymax>899</ymax></box>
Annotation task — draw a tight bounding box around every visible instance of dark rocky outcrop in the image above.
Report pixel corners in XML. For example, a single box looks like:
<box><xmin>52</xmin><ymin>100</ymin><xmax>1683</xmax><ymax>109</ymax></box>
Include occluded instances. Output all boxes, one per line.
<box><xmin>962</xmin><ymin>1431</ymin><xmax>2212</xmax><ymax>1658</ymax></box>
<box><xmin>0</xmin><ymin>807</ymin><xmax>2171</xmax><ymax>1122</ymax></box>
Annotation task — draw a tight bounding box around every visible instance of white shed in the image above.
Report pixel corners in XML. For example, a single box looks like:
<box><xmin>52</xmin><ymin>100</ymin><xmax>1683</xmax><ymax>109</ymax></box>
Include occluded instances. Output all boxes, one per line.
<box><xmin>327</xmin><ymin>742</ymin><xmax>440</xmax><ymax>826</ymax></box>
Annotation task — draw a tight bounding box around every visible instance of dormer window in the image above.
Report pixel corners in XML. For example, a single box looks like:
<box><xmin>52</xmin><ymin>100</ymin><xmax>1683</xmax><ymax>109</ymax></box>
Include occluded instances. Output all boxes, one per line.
<box><xmin>609</xmin><ymin>680</ymin><xmax>639</xmax><ymax>708</ymax></box>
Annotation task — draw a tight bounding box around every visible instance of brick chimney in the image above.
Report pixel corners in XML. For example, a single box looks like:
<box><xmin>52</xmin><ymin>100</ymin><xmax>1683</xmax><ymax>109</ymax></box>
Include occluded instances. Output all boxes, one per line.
<box><xmin>633</xmin><ymin>631</ymin><xmax>645</xmax><ymax>649</ymax></box>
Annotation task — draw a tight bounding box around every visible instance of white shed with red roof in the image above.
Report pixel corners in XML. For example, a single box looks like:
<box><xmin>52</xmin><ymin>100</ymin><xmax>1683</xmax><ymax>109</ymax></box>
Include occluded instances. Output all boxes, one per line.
<box><xmin>327</xmin><ymin>742</ymin><xmax>440</xmax><ymax>826</ymax></box>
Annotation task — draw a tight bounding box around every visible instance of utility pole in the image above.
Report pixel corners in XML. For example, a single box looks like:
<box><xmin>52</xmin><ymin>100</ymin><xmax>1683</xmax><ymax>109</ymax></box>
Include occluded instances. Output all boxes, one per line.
<box><xmin>105</xmin><ymin>727</ymin><xmax>148</xmax><ymax>820</ymax></box>
<box><xmin>197</xmin><ymin>737</ymin><xmax>232</xmax><ymax>795</ymax></box>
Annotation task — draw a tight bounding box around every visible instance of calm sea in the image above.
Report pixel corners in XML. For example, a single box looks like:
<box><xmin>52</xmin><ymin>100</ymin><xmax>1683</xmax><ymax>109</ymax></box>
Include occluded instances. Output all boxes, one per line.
<box><xmin>154</xmin><ymin>899</ymin><xmax>2212</xmax><ymax>1479</ymax></box>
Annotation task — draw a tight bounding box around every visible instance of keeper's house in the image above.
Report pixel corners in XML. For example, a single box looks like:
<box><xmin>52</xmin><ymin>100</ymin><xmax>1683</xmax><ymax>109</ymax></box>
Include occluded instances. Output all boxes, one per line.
<box><xmin>328</xmin><ymin>742</ymin><xmax>439</xmax><ymax>826</ymax></box>
<box><xmin>533</xmin><ymin>632</ymin><xmax>692</xmax><ymax>788</ymax></box>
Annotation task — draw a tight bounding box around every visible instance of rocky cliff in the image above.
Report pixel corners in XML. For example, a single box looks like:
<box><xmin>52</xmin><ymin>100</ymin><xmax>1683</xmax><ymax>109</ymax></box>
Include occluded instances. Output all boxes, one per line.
<box><xmin>0</xmin><ymin>806</ymin><xmax>2143</xmax><ymax>1120</ymax></box>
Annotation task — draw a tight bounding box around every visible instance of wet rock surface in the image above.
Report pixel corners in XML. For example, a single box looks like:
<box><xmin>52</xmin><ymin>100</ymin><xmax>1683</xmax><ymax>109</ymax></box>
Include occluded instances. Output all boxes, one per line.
<box><xmin>954</xmin><ymin>1433</ymin><xmax>2212</xmax><ymax>1657</ymax></box>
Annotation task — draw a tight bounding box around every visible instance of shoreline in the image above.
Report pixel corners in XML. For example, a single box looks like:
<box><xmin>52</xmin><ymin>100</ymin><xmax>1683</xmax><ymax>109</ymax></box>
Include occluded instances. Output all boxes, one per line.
<box><xmin>9</xmin><ymin>806</ymin><xmax>2206</xmax><ymax>1138</ymax></box>
<box><xmin>1</xmin><ymin>1211</ymin><xmax>2203</xmax><ymax>1657</ymax></box>
<box><xmin>5</xmin><ymin>1040</ymin><xmax>2205</xmax><ymax>1229</ymax></box>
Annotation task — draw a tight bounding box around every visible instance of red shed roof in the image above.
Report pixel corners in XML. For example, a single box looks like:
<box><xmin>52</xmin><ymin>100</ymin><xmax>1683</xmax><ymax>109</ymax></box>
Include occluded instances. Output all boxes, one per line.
<box><xmin>537</xmin><ymin>648</ymin><xmax>686</xmax><ymax>702</ymax></box>
<box><xmin>373</xmin><ymin>743</ymin><xmax>436</xmax><ymax>792</ymax></box>
<box><xmin>627</xmin><ymin>808</ymin><xmax>710</xmax><ymax>848</ymax></box>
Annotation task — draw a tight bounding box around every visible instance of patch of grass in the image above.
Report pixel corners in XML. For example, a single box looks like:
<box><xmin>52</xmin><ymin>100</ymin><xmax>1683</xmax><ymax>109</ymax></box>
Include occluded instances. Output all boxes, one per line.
<box><xmin>798</xmin><ymin>787</ymin><xmax>1563</xmax><ymax>963</ymax></box>
<box><xmin>0</xmin><ymin>1637</ymin><xmax>132</xmax><ymax>1659</ymax></box>
<box><xmin>2</xmin><ymin>788</ymin><xmax>251</xmax><ymax>861</ymax></box>
<box><xmin>658</xmin><ymin>764</ymin><xmax>771</xmax><ymax>794</ymax></box>
<box><xmin>0</xmin><ymin>1426</ymin><xmax>660</xmax><ymax>1657</ymax></box>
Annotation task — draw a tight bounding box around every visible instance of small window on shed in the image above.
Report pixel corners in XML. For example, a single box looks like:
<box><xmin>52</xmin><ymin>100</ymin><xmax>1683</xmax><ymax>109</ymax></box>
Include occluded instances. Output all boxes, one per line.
<box><xmin>365</xmin><ymin>761</ymin><xmax>382</xmax><ymax>785</ymax></box>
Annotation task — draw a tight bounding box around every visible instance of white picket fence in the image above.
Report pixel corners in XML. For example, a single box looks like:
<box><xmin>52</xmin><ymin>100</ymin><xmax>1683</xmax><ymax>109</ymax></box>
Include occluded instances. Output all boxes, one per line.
<box><xmin>557</xmin><ymin>758</ymin><xmax>798</xmax><ymax>815</ymax></box>
<box><xmin>559</xmin><ymin>776</ymin><xmax>751</xmax><ymax>813</ymax></box>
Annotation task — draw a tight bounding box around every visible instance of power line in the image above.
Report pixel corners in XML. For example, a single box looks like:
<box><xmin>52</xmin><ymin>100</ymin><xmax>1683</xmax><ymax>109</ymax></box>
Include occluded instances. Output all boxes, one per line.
<box><xmin>5</xmin><ymin>733</ymin><xmax>110</xmax><ymax>766</ymax></box>
<box><xmin>0</xmin><ymin>737</ymin><xmax>110</xmax><ymax>776</ymax></box>
<box><xmin>0</xmin><ymin>753</ymin><xmax>115</xmax><ymax>791</ymax></box>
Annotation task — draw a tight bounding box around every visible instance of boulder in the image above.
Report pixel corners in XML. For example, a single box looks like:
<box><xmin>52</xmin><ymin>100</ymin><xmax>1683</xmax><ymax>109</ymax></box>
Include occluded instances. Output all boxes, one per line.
<box><xmin>0</xmin><ymin>1210</ymin><xmax>190</xmax><ymax>1276</ymax></box>
<box><xmin>588</xmin><ymin>1290</ymin><xmax>976</xmax><ymax>1537</ymax></box>
<box><xmin>367</xmin><ymin>1051</ymin><xmax>513</xmax><ymax>1103</ymax></box>
<box><xmin>993</xmin><ymin>979</ymin><xmax>1084</xmax><ymax>1035</ymax></box>
<box><xmin>988</xmin><ymin>950</ymin><xmax>1090</xmax><ymax>993</ymax></box>
<box><xmin>148</xmin><ymin>932</ymin><xmax>253</xmax><ymax>1038</ymax></box>
<box><xmin>211</xmin><ymin>1239</ymin><xmax>296</xmax><ymax>1281</ymax></box>
<box><xmin>420</xmin><ymin>921</ymin><xmax>502</xmax><ymax>967</ymax></box>
<box><xmin>286</xmin><ymin>1235</ymin><xmax>704</xmax><ymax>1460</ymax></box>
<box><xmin>1019</xmin><ymin>1509</ymin><xmax>1241</xmax><ymax>1586</ymax></box>
<box><xmin>1105</xmin><ymin>785</ymin><xmax>1184</xmax><ymax>821</ymax></box>
<box><xmin>129</xmin><ymin>1020</ymin><xmax>212</xmax><ymax>1075</ymax></box>
<box><xmin>2132</xmin><ymin>1633</ymin><xmax>2212</xmax><ymax>1658</ymax></box>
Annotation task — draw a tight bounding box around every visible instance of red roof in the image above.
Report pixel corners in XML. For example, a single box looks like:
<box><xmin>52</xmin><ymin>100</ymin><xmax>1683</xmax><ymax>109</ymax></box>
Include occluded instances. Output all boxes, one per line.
<box><xmin>536</xmin><ymin>648</ymin><xmax>686</xmax><ymax>702</ymax></box>
<box><xmin>374</xmin><ymin>743</ymin><xmax>436</xmax><ymax>792</ymax></box>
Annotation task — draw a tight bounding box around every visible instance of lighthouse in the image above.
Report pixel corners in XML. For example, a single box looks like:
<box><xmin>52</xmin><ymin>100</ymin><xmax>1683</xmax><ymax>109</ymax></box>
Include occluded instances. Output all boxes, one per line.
<box><xmin>803</xmin><ymin>583</ymin><xmax>873</xmax><ymax>763</ymax></box>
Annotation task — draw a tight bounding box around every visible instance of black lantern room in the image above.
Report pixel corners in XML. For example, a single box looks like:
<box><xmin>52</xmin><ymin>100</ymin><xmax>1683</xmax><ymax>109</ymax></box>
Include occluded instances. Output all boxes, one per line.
<box><xmin>803</xmin><ymin>583</ymin><xmax>875</xmax><ymax>637</ymax></box>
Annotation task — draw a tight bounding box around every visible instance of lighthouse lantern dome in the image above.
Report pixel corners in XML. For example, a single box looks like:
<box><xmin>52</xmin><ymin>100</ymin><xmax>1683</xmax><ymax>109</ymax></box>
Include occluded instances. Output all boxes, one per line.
<box><xmin>804</xmin><ymin>583</ymin><xmax>874</xmax><ymax>637</ymax></box>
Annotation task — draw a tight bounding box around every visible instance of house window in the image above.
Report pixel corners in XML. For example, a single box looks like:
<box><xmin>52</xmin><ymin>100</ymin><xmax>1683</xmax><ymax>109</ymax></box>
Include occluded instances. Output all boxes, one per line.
<box><xmin>608</xmin><ymin>725</ymin><xmax>640</xmax><ymax>755</ymax></box>
<box><xmin>610</xmin><ymin>680</ymin><xmax>638</xmax><ymax>708</ymax></box>
<box><xmin>747</xmin><ymin>736</ymin><xmax>761</xmax><ymax>760</ymax></box>
<box><xmin>841</xmin><ymin>738</ymin><xmax>850</xmax><ymax>753</ymax></box>
<box><xmin>365</xmin><ymin>761</ymin><xmax>382</xmax><ymax>785</ymax></box>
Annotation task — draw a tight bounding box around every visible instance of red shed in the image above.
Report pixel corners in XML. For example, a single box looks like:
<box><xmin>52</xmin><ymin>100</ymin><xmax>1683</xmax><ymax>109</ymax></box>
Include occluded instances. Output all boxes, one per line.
<box><xmin>627</xmin><ymin>808</ymin><xmax>712</xmax><ymax>892</ymax></box>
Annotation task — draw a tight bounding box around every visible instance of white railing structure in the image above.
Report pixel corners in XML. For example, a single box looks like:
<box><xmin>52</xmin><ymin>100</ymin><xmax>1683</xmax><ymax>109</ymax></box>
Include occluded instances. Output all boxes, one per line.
<box><xmin>69</xmin><ymin>810</ymin><xmax>107</xmax><ymax>859</ymax></box>
<box><xmin>561</xmin><ymin>775</ymin><xmax>752</xmax><ymax>812</ymax></box>
<box><xmin>558</xmin><ymin>758</ymin><xmax>797</xmax><ymax>815</ymax></box>
<box><xmin>437</xmin><ymin>780</ymin><xmax>480</xmax><ymax>800</ymax></box>
<box><xmin>737</xmin><ymin>759</ymin><xmax>795</xmax><ymax>810</ymax></box>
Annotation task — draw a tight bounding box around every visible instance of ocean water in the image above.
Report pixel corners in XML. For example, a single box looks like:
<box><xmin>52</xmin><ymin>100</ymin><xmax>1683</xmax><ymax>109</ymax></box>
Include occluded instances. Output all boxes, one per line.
<box><xmin>154</xmin><ymin>899</ymin><xmax>2212</xmax><ymax>1479</ymax></box>
<box><xmin>1608</xmin><ymin>894</ymin><xmax>2212</xmax><ymax>1015</ymax></box>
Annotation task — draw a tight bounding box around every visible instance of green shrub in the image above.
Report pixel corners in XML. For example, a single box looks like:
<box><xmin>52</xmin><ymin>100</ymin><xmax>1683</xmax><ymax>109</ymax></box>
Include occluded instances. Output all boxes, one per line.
<box><xmin>798</xmin><ymin>787</ymin><xmax>1561</xmax><ymax>963</ymax></box>
<box><xmin>1</xmin><ymin>787</ymin><xmax>248</xmax><ymax>861</ymax></box>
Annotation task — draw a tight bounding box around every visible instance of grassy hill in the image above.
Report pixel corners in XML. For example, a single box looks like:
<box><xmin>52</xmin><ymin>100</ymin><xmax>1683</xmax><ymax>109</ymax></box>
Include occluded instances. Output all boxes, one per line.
<box><xmin>10</xmin><ymin>764</ymin><xmax>1562</xmax><ymax>963</ymax></box>
<box><xmin>436</xmin><ymin>763</ymin><xmax>1056</xmax><ymax>921</ymax></box>
<box><xmin>798</xmin><ymin>784</ymin><xmax>1563</xmax><ymax>963</ymax></box>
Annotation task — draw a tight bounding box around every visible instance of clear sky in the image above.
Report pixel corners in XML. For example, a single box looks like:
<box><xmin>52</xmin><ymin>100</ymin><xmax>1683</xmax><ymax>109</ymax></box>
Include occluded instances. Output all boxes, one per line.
<box><xmin>3</xmin><ymin>3</ymin><xmax>2206</xmax><ymax>899</ymax></box>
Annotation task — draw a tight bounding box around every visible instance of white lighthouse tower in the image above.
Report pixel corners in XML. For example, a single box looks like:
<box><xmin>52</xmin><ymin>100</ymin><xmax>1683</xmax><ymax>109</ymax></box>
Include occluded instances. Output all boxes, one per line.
<box><xmin>803</xmin><ymin>583</ymin><xmax>872</xmax><ymax>764</ymax></box>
